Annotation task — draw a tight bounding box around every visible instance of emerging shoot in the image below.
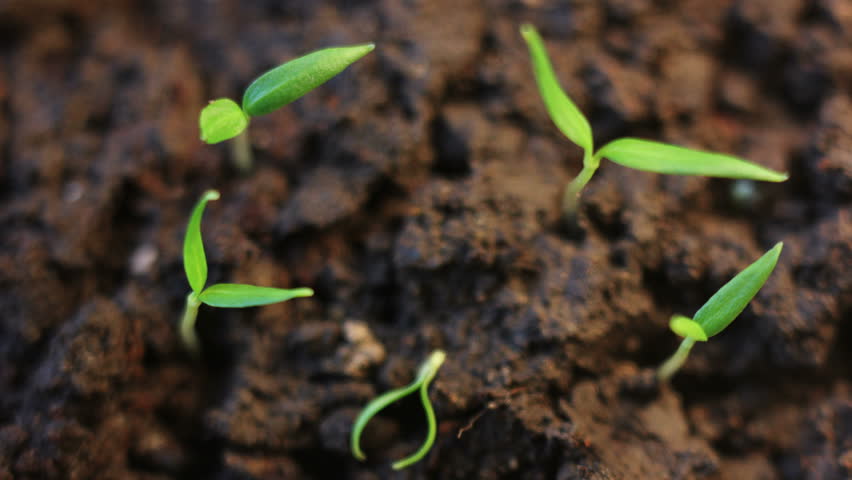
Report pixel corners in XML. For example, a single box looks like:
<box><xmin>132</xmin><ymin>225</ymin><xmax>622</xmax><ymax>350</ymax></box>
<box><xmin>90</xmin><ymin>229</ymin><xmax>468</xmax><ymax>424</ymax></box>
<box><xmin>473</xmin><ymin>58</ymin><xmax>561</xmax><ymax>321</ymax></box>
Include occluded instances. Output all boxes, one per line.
<box><xmin>199</xmin><ymin>43</ymin><xmax>375</xmax><ymax>172</ymax></box>
<box><xmin>520</xmin><ymin>24</ymin><xmax>788</xmax><ymax>215</ymax></box>
<box><xmin>351</xmin><ymin>350</ymin><xmax>446</xmax><ymax>470</ymax></box>
<box><xmin>657</xmin><ymin>242</ymin><xmax>783</xmax><ymax>381</ymax></box>
<box><xmin>180</xmin><ymin>190</ymin><xmax>314</xmax><ymax>353</ymax></box>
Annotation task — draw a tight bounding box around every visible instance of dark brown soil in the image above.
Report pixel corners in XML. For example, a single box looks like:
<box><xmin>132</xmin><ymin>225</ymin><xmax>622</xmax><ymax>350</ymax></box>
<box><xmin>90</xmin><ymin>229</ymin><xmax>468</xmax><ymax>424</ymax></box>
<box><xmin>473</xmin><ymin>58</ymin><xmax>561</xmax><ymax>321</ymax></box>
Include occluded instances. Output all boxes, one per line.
<box><xmin>1</xmin><ymin>0</ymin><xmax>850</xmax><ymax>479</ymax></box>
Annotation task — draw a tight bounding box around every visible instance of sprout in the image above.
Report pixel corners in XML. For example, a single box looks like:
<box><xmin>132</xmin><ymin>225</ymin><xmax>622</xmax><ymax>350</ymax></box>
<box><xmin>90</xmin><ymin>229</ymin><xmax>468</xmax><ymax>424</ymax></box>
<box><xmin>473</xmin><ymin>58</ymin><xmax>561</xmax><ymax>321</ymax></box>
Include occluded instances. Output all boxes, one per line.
<box><xmin>351</xmin><ymin>350</ymin><xmax>446</xmax><ymax>470</ymax></box>
<box><xmin>657</xmin><ymin>242</ymin><xmax>783</xmax><ymax>381</ymax></box>
<box><xmin>199</xmin><ymin>43</ymin><xmax>375</xmax><ymax>172</ymax></box>
<box><xmin>180</xmin><ymin>190</ymin><xmax>313</xmax><ymax>353</ymax></box>
<box><xmin>519</xmin><ymin>24</ymin><xmax>788</xmax><ymax>215</ymax></box>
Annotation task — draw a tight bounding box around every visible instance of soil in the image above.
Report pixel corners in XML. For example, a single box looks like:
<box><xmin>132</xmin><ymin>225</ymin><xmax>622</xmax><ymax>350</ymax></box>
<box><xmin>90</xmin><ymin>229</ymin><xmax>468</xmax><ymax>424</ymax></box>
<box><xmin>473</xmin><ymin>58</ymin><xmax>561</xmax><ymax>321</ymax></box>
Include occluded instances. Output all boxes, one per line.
<box><xmin>0</xmin><ymin>0</ymin><xmax>851</xmax><ymax>479</ymax></box>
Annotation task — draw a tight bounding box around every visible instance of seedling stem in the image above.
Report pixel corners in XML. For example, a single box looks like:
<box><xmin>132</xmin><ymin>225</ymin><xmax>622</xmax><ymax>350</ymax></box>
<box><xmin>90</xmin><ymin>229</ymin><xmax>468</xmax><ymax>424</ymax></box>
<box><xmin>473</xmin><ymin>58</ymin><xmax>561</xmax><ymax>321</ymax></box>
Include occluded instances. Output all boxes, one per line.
<box><xmin>180</xmin><ymin>292</ymin><xmax>202</xmax><ymax>353</ymax></box>
<box><xmin>564</xmin><ymin>152</ymin><xmax>598</xmax><ymax>212</ymax></box>
<box><xmin>657</xmin><ymin>337</ymin><xmax>696</xmax><ymax>382</ymax></box>
<box><xmin>230</xmin><ymin>130</ymin><xmax>253</xmax><ymax>173</ymax></box>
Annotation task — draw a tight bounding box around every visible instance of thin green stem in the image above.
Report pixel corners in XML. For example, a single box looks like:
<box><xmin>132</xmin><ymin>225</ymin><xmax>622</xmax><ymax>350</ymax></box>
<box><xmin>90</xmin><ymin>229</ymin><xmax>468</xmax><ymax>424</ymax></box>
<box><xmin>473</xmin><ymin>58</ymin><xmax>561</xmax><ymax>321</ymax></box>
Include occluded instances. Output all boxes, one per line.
<box><xmin>351</xmin><ymin>382</ymin><xmax>419</xmax><ymax>461</ymax></box>
<box><xmin>391</xmin><ymin>380</ymin><xmax>438</xmax><ymax>470</ymax></box>
<box><xmin>657</xmin><ymin>337</ymin><xmax>696</xmax><ymax>382</ymax></box>
<box><xmin>230</xmin><ymin>129</ymin><xmax>253</xmax><ymax>173</ymax></box>
<box><xmin>351</xmin><ymin>350</ymin><xmax>447</xmax><ymax>469</ymax></box>
<box><xmin>180</xmin><ymin>292</ymin><xmax>202</xmax><ymax>354</ymax></box>
<box><xmin>562</xmin><ymin>150</ymin><xmax>599</xmax><ymax>215</ymax></box>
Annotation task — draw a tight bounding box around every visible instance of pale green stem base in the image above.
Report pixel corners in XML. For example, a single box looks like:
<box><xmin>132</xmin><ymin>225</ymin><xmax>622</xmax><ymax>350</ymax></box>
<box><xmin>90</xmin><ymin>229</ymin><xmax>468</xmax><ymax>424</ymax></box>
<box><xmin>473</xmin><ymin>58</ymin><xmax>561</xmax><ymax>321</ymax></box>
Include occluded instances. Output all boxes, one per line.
<box><xmin>230</xmin><ymin>129</ymin><xmax>253</xmax><ymax>173</ymax></box>
<box><xmin>657</xmin><ymin>337</ymin><xmax>696</xmax><ymax>382</ymax></box>
<box><xmin>180</xmin><ymin>292</ymin><xmax>201</xmax><ymax>354</ymax></box>
<box><xmin>562</xmin><ymin>151</ymin><xmax>599</xmax><ymax>216</ymax></box>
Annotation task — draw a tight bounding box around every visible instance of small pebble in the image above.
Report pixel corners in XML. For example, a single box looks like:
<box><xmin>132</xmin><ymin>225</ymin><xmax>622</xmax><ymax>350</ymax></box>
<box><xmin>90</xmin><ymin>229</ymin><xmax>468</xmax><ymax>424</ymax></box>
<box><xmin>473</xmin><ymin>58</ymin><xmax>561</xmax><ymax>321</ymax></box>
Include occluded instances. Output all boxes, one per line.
<box><xmin>130</xmin><ymin>244</ymin><xmax>158</xmax><ymax>275</ymax></box>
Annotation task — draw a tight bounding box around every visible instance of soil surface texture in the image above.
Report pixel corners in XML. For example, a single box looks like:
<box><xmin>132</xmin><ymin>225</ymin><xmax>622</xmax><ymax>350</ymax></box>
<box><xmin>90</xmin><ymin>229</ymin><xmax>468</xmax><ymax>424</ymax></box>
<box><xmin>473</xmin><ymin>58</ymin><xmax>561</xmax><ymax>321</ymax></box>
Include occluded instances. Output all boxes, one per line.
<box><xmin>1</xmin><ymin>0</ymin><xmax>851</xmax><ymax>479</ymax></box>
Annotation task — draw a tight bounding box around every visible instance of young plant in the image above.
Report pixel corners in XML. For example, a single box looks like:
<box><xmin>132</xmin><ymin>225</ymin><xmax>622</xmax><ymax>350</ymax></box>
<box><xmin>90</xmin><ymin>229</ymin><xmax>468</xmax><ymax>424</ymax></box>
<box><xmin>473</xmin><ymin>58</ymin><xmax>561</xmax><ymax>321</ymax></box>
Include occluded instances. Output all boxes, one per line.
<box><xmin>180</xmin><ymin>190</ymin><xmax>314</xmax><ymax>353</ymax></box>
<box><xmin>657</xmin><ymin>242</ymin><xmax>783</xmax><ymax>381</ymax></box>
<box><xmin>351</xmin><ymin>350</ymin><xmax>446</xmax><ymax>470</ymax></box>
<box><xmin>520</xmin><ymin>24</ymin><xmax>789</xmax><ymax>215</ymax></box>
<box><xmin>199</xmin><ymin>43</ymin><xmax>375</xmax><ymax>172</ymax></box>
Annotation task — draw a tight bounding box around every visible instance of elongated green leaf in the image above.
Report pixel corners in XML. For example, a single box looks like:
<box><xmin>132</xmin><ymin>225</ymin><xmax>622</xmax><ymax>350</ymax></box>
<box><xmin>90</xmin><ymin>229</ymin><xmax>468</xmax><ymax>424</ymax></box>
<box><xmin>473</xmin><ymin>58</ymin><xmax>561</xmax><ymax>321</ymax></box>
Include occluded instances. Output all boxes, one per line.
<box><xmin>596</xmin><ymin>138</ymin><xmax>789</xmax><ymax>182</ymax></box>
<box><xmin>199</xmin><ymin>99</ymin><xmax>249</xmax><ymax>144</ymax></box>
<box><xmin>694</xmin><ymin>242</ymin><xmax>783</xmax><ymax>338</ymax></box>
<box><xmin>242</xmin><ymin>43</ymin><xmax>375</xmax><ymax>117</ymax></box>
<box><xmin>520</xmin><ymin>24</ymin><xmax>593</xmax><ymax>154</ymax></box>
<box><xmin>183</xmin><ymin>190</ymin><xmax>220</xmax><ymax>294</ymax></box>
<box><xmin>198</xmin><ymin>283</ymin><xmax>314</xmax><ymax>308</ymax></box>
<box><xmin>669</xmin><ymin>315</ymin><xmax>708</xmax><ymax>341</ymax></box>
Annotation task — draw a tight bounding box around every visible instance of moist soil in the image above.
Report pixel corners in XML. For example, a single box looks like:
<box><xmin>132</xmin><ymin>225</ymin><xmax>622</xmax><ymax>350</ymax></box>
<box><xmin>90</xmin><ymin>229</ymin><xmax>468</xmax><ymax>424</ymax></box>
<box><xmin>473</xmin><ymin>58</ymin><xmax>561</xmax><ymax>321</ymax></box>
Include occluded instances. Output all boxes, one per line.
<box><xmin>1</xmin><ymin>1</ymin><xmax>851</xmax><ymax>479</ymax></box>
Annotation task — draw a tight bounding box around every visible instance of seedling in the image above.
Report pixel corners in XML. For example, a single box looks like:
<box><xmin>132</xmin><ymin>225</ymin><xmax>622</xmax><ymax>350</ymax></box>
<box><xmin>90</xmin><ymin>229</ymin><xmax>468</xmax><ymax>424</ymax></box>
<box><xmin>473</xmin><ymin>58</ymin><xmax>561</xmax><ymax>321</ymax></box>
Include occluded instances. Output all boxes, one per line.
<box><xmin>520</xmin><ymin>24</ymin><xmax>789</xmax><ymax>215</ymax></box>
<box><xmin>351</xmin><ymin>350</ymin><xmax>446</xmax><ymax>470</ymax></box>
<box><xmin>657</xmin><ymin>242</ymin><xmax>783</xmax><ymax>381</ymax></box>
<box><xmin>180</xmin><ymin>190</ymin><xmax>314</xmax><ymax>353</ymax></box>
<box><xmin>199</xmin><ymin>43</ymin><xmax>375</xmax><ymax>172</ymax></box>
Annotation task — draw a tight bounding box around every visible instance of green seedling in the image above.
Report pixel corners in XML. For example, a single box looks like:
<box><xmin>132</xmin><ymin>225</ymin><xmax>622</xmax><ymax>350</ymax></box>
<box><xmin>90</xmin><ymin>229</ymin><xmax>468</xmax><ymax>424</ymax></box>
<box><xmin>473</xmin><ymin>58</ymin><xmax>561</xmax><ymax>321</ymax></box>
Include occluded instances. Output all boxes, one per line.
<box><xmin>657</xmin><ymin>242</ymin><xmax>783</xmax><ymax>381</ymax></box>
<box><xmin>199</xmin><ymin>43</ymin><xmax>375</xmax><ymax>172</ymax></box>
<box><xmin>180</xmin><ymin>190</ymin><xmax>314</xmax><ymax>353</ymax></box>
<box><xmin>520</xmin><ymin>24</ymin><xmax>788</xmax><ymax>215</ymax></box>
<box><xmin>351</xmin><ymin>350</ymin><xmax>446</xmax><ymax>470</ymax></box>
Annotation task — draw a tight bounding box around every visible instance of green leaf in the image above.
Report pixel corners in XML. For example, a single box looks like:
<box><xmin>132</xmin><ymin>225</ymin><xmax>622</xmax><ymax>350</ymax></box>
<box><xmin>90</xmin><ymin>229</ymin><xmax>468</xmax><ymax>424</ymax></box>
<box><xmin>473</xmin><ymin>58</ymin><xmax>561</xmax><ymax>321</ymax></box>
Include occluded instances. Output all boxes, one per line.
<box><xmin>198</xmin><ymin>283</ymin><xmax>314</xmax><ymax>308</ymax></box>
<box><xmin>694</xmin><ymin>242</ymin><xmax>783</xmax><ymax>338</ymax></box>
<box><xmin>595</xmin><ymin>138</ymin><xmax>789</xmax><ymax>182</ymax></box>
<box><xmin>520</xmin><ymin>24</ymin><xmax>593</xmax><ymax>154</ymax></box>
<box><xmin>183</xmin><ymin>190</ymin><xmax>220</xmax><ymax>294</ymax></box>
<box><xmin>199</xmin><ymin>99</ymin><xmax>249</xmax><ymax>144</ymax></box>
<box><xmin>242</xmin><ymin>43</ymin><xmax>375</xmax><ymax>117</ymax></box>
<box><xmin>669</xmin><ymin>315</ymin><xmax>708</xmax><ymax>341</ymax></box>
<box><xmin>351</xmin><ymin>350</ymin><xmax>446</xmax><ymax>470</ymax></box>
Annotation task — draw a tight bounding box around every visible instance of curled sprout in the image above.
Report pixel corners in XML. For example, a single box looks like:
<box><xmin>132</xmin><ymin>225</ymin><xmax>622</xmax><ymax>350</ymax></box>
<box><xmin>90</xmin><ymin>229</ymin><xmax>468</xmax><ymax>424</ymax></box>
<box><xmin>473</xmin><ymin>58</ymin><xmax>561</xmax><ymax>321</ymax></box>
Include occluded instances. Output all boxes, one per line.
<box><xmin>520</xmin><ymin>24</ymin><xmax>788</xmax><ymax>215</ymax></box>
<box><xmin>351</xmin><ymin>350</ymin><xmax>447</xmax><ymax>470</ymax></box>
<box><xmin>180</xmin><ymin>190</ymin><xmax>313</xmax><ymax>353</ymax></box>
<box><xmin>657</xmin><ymin>242</ymin><xmax>783</xmax><ymax>381</ymax></box>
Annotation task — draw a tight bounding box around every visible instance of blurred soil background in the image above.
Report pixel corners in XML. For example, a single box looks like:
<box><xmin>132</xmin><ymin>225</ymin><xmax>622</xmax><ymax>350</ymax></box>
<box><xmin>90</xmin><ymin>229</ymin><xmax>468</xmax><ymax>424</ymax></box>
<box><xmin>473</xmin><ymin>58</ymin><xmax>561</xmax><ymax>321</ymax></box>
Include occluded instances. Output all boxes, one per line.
<box><xmin>0</xmin><ymin>0</ymin><xmax>851</xmax><ymax>478</ymax></box>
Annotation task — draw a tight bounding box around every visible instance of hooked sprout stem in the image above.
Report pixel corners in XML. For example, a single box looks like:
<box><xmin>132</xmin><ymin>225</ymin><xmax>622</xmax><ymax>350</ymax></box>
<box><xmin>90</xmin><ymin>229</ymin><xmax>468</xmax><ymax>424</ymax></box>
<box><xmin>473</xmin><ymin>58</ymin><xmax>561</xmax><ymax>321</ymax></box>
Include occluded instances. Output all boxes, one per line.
<box><xmin>230</xmin><ymin>129</ymin><xmax>253</xmax><ymax>173</ymax></box>
<box><xmin>180</xmin><ymin>292</ymin><xmax>202</xmax><ymax>354</ymax></box>
<box><xmin>351</xmin><ymin>350</ymin><xmax>447</xmax><ymax>470</ymax></box>
<box><xmin>657</xmin><ymin>337</ymin><xmax>696</xmax><ymax>382</ymax></box>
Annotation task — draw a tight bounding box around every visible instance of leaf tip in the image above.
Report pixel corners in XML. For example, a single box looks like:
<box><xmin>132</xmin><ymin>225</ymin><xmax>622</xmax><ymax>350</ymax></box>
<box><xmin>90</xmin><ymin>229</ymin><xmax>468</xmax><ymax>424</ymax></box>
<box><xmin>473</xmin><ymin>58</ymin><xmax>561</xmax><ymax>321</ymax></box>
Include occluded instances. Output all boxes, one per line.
<box><xmin>769</xmin><ymin>171</ymin><xmax>790</xmax><ymax>182</ymax></box>
<box><xmin>768</xmin><ymin>241</ymin><xmax>784</xmax><ymax>259</ymax></box>
<box><xmin>519</xmin><ymin>23</ymin><xmax>537</xmax><ymax>41</ymax></box>
<box><xmin>294</xmin><ymin>287</ymin><xmax>315</xmax><ymax>298</ymax></box>
<box><xmin>203</xmin><ymin>190</ymin><xmax>221</xmax><ymax>202</ymax></box>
